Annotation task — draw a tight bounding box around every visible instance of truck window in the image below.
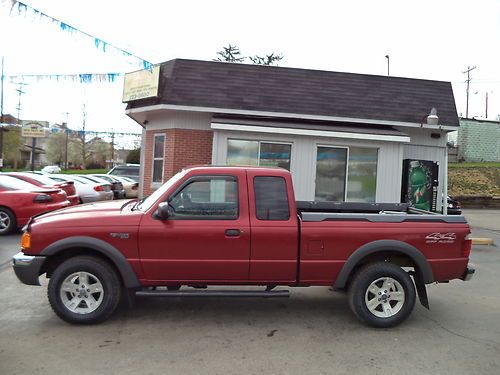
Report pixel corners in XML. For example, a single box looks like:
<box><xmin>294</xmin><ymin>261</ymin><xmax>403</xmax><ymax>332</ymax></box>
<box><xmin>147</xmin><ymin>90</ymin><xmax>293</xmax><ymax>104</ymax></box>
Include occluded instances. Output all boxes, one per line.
<box><xmin>254</xmin><ymin>176</ymin><xmax>290</xmax><ymax>220</ymax></box>
<box><xmin>168</xmin><ymin>176</ymin><xmax>238</xmax><ymax>220</ymax></box>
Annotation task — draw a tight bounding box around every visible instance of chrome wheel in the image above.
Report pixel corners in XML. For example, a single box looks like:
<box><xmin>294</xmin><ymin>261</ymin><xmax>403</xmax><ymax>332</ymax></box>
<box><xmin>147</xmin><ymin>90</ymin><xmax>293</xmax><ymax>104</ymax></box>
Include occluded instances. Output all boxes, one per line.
<box><xmin>364</xmin><ymin>277</ymin><xmax>405</xmax><ymax>318</ymax></box>
<box><xmin>60</xmin><ymin>272</ymin><xmax>104</xmax><ymax>314</ymax></box>
<box><xmin>0</xmin><ymin>211</ymin><xmax>11</xmax><ymax>232</ymax></box>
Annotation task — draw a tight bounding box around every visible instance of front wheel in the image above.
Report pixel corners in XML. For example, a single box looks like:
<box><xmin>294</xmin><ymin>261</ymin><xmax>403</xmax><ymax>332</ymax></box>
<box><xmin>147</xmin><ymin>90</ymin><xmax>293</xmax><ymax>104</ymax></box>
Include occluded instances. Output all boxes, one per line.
<box><xmin>48</xmin><ymin>256</ymin><xmax>121</xmax><ymax>324</ymax></box>
<box><xmin>348</xmin><ymin>262</ymin><xmax>416</xmax><ymax>328</ymax></box>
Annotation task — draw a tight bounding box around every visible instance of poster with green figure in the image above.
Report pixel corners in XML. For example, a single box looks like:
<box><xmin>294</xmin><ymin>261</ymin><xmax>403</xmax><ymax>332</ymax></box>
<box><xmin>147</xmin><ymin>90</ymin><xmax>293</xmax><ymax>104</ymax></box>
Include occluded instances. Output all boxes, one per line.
<box><xmin>401</xmin><ymin>159</ymin><xmax>439</xmax><ymax>212</ymax></box>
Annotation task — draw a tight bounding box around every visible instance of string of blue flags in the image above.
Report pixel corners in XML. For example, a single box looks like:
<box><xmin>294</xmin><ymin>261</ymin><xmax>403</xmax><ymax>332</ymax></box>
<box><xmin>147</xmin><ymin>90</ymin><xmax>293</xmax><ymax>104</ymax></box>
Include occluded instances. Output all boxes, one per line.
<box><xmin>8</xmin><ymin>0</ymin><xmax>153</xmax><ymax>70</ymax></box>
<box><xmin>6</xmin><ymin>73</ymin><xmax>124</xmax><ymax>83</ymax></box>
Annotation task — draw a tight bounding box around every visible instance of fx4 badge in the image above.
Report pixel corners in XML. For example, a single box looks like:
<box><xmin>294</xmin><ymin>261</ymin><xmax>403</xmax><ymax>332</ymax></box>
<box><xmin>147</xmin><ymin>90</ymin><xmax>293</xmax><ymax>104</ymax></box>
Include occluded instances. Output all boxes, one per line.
<box><xmin>425</xmin><ymin>232</ymin><xmax>456</xmax><ymax>244</ymax></box>
<box><xmin>110</xmin><ymin>233</ymin><xmax>130</xmax><ymax>239</ymax></box>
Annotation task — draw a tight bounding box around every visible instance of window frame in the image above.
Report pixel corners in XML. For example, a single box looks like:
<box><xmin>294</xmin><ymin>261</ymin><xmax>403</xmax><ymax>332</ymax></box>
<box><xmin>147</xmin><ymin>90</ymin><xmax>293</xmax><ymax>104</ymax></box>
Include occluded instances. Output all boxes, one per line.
<box><xmin>152</xmin><ymin>133</ymin><xmax>166</xmax><ymax>185</ymax></box>
<box><xmin>226</xmin><ymin>138</ymin><xmax>293</xmax><ymax>171</ymax></box>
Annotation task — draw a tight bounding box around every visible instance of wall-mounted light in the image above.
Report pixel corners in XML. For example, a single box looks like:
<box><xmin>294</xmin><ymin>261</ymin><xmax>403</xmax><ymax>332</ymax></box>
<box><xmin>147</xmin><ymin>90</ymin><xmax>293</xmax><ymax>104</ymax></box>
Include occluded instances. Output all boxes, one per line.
<box><xmin>421</xmin><ymin>108</ymin><xmax>439</xmax><ymax>127</ymax></box>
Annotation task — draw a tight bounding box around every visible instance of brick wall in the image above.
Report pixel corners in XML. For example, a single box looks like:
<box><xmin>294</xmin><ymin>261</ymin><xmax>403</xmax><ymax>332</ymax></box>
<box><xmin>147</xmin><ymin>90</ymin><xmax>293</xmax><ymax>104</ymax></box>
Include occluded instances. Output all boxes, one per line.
<box><xmin>143</xmin><ymin>128</ymin><xmax>213</xmax><ymax>196</ymax></box>
<box><xmin>458</xmin><ymin>119</ymin><xmax>500</xmax><ymax>162</ymax></box>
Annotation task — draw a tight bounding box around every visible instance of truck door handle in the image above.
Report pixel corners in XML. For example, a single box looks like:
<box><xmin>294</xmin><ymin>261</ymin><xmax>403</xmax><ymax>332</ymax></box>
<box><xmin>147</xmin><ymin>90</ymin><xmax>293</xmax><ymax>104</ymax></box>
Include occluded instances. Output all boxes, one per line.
<box><xmin>225</xmin><ymin>229</ymin><xmax>241</xmax><ymax>237</ymax></box>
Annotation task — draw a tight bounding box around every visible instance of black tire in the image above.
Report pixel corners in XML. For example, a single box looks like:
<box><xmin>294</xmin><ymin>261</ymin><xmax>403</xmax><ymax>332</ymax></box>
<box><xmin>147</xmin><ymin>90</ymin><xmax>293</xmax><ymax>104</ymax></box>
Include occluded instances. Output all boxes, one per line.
<box><xmin>0</xmin><ymin>207</ymin><xmax>16</xmax><ymax>235</ymax></box>
<box><xmin>348</xmin><ymin>262</ymin><xmax>416</xmax><ymax>328</ymax></box>
<box><xmin>48</xmin><ymin>256</ymin><xmax>121</xmax><ymax>324</ymax></box>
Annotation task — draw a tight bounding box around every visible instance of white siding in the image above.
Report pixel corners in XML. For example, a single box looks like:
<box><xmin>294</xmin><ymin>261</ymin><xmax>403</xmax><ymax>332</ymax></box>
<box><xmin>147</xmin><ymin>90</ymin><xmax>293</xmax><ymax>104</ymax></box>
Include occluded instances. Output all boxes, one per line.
<box><xmin>213</xmin><ymin>129</ymin><xmax>404</xmax><ymax>202</ymax></box>
<box><xmin>396</xmin><ymin>127</ymin><xmax>448</xmax><ymax>211</ymax></box>
<box><xmin>146</xmin><ymin>111</ymin><xmax>212</xmax><ymax>130</ymax></box>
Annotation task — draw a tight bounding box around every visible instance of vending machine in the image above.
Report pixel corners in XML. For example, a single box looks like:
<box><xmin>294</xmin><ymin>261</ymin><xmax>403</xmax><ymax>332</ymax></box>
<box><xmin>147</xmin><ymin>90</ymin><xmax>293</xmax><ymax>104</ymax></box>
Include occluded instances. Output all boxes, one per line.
<box><xmin>401</xmin><ymin>159</ymin><xmax>439</xmax><ymax>212</ymax></box>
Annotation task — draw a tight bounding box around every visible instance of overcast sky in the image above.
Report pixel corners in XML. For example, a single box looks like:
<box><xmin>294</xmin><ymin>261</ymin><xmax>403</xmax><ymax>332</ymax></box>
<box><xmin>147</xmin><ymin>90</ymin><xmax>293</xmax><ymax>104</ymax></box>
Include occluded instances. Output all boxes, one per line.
<box><xmin>1</xmin><ymin>0</ymin><xmax>499</xmax><ymax>144</ymax></box>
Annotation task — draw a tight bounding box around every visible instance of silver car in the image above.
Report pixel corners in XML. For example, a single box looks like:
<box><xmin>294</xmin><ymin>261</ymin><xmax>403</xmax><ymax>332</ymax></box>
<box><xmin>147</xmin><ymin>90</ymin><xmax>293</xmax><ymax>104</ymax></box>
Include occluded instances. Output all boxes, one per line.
<box><xmin>47</xmin><ymin>175</ymin><xmax>113</xmax><ymax>203</ymax></box>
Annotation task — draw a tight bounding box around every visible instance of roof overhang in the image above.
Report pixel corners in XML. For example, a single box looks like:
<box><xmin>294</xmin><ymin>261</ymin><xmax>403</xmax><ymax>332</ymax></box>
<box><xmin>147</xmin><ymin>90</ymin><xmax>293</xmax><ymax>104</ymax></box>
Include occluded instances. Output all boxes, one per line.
<box><xmin>211</xmin><ymin>119</ymin><xmax>410</xmax><ymax>143</ymax></box>
<box><xmin>126</xmin><ymin>103</ymin><xmax>458</xmax><ymax>131</ymax></box>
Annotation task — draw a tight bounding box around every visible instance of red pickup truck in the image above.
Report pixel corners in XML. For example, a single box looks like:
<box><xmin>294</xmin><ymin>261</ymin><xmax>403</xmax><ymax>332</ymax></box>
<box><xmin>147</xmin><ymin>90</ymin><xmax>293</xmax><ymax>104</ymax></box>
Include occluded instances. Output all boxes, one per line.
<box><xmin>12</xmin><ymin>166</ymin><xmax>474</xmax><ymax>327</ymax></box>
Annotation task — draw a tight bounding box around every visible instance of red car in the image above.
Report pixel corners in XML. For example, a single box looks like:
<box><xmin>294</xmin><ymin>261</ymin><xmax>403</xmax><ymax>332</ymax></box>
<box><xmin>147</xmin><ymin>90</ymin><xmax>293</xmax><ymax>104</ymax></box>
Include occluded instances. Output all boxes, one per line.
<box><xmin>5</xmin><ymin>172</ymin><xmax>79</xmax><ymax>206</ymax></box>
<box><xmin>0</xmin><ymin>175</ymin><xmax>70</xmax><ymax>235</ymax></box>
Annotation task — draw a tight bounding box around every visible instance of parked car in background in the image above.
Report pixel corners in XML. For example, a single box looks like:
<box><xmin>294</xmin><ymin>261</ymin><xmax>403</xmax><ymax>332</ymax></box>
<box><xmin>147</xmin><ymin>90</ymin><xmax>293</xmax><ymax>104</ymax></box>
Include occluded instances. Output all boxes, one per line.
<box><xmin>107</xmin><ymin>164</ymin><xmax>139</xmax><ymax>182</ymax></box>
<box><xmin>41</xmin><ymin>165</ymin><xmax>61</xmax><ymax>174</ymax></box>
<box><xmin>4</xmin><ymin>172</ymin><xmax>79</xmax><ymax>206</ymax></box>
<box><xmin>447</xmin><ymin>196</ymin><xmax>462</xmax><ymax>215</ymax></box>
<box><xmin>90</xmin><ymin>174</ymin><xmax>126</xmax><ymax>199</ymax></box>
<box><xmin>46</xmin><ymin>175</ymin><xmax>113</xmax><ymax>203</ymax></box>
<box><xmin>77</xmin><ymin>175</ymin><xmax>125</xmax><ymax>200</ymax></box>
<box><xmin>0</xmin><ymin>174</ymin><xmax>70</xmax><ymax>235</ymax></box>
<box><xmin>112</xmin><ymin>176</ymin><xmax>139</xmax><ymax>198</ymax></box>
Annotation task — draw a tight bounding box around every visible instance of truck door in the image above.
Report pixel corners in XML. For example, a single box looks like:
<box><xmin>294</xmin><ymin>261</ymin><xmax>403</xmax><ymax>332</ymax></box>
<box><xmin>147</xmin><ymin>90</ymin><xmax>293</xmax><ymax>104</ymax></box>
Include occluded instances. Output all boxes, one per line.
<box><xmin>246</xmin><ymin>171</ymin><xmax>299</xmax><ymax>282</ymax></box>
<box><xmin>138</xmin><ymin>173</ymin><xmax>251</xmax><ymax>281</ymax></box>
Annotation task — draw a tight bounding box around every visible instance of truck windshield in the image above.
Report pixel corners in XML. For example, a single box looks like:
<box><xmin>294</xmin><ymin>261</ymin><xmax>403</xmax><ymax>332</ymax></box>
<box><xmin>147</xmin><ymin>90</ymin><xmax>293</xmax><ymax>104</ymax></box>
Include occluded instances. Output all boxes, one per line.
<box><xmin>136</xmin><ymin>170</ymin><xmax>187</xmax><ymax>211</ymax></box>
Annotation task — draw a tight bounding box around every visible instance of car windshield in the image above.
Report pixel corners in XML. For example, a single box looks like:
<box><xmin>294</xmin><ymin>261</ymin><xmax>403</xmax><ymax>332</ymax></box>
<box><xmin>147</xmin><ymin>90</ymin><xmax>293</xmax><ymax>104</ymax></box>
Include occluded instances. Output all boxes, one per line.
<box><xmin>0</xmin><ymin>175</ymin><xmax>39</xmax><ymax>190</ymax></box>
<box><xmin>136</xmin><ymin>170</ymin><xmax>186</xmax><ymax>211</ymax></box>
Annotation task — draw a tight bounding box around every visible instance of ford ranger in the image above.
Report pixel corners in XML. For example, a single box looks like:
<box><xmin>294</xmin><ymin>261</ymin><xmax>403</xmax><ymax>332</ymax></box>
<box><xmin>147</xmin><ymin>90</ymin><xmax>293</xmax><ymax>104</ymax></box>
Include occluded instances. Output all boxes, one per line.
<box><xmin>12</xmin><ymin>166</ymin><xmax>475</xmax><ymax>327</ymax></box>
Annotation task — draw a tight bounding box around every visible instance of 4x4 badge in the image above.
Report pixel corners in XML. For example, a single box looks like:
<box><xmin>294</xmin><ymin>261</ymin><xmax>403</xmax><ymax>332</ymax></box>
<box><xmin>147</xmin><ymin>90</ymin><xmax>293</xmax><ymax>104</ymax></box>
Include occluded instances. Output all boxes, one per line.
<box><xmin>425</xmin><ymin>232</ymin><xmax>456</xmax><ymax>243</ymax></box>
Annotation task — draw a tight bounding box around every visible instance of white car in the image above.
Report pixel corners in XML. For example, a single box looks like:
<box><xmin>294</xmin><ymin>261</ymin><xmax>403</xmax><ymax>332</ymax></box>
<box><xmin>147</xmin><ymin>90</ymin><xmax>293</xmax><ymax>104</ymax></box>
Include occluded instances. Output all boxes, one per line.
<box><xmin>41</xmin><ymin>165</ymin><xmax>61</xmax><ymax>174</ymax></box>
<box><xmin>112</xmin><ymin>176</ymin><xmax>139</xmax><ymax>198</ymax></box>
<box><xmin>47</xmin><ymin>174</ymin><xmax>113</xmax><ymax>203</ymax></box>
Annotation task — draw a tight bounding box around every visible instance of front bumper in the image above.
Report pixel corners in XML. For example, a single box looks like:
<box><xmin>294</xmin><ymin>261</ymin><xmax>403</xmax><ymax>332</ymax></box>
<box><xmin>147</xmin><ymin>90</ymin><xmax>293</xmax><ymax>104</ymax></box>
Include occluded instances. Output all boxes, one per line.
<box><xmin>12</xmin><ymin>252</ymin><xmax>46</xmax><ymax>286</ymax></box>
<box><xmin>461</xmin><ymin>265</ymin><xmax>475</xmax><ymax>281</ymax></box>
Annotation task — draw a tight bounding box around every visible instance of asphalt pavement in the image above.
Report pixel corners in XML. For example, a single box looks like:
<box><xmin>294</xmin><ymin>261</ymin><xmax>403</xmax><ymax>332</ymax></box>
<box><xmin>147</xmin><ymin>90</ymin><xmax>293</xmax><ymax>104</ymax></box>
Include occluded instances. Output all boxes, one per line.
<box><xmin>0</xmin><ymin>210</ymin><xmax>499</xmax><ymax>375</ymax></box>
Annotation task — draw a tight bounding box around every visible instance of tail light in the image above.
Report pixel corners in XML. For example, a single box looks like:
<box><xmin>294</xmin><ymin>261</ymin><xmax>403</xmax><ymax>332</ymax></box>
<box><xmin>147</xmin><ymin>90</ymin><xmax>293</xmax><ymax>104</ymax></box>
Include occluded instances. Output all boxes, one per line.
<box><xmin>463</xmin><ymin>234</ymin><xmax>472</xmax><ymax>257</ymax></box>
<box><xmin>132</xmin><ymin>184</ymin><xmax>138</xmax><ymax>190</ymax></box>
<box><xmin>33</xmin><ymin>194</ymin><xmax>53</xmax><ymax>203</ymax></box>
<box><xmin>94</xmin><ymin>185</ymin><xmax>104</xmax><ymax>192</ymax></box>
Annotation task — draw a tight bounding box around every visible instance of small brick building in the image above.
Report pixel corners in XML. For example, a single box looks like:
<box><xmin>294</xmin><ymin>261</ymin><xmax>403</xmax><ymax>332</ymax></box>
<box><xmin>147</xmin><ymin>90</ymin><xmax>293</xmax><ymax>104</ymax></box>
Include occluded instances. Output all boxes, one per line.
<box><xmin>125</xmin><ymin>59</ymin><xmax>459</xmax><ymax>211</ymax></box>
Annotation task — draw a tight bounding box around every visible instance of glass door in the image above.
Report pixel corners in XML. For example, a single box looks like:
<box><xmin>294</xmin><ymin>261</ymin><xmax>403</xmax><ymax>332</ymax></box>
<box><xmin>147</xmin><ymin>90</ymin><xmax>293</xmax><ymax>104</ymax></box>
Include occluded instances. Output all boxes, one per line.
<box><xmin>315</xmin><ymin>146</ymin><xmax>348</xmax><ymax>201</ymax></box>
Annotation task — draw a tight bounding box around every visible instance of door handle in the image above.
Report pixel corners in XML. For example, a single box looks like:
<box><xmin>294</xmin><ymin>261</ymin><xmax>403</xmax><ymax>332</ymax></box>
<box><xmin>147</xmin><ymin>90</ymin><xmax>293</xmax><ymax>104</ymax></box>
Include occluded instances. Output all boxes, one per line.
<box><xmin>225</xmin><ymin>229</ymin><xmax>241</xmax><ymax>237</ymax></box>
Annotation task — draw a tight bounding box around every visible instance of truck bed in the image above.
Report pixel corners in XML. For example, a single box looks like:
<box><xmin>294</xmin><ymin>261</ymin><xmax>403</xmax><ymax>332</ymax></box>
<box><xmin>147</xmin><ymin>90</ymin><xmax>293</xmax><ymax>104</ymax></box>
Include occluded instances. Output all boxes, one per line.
<box><xmin>296</xmin><ymin>201</ymin><xmax>466</xmax><ymax>223</ymax></box>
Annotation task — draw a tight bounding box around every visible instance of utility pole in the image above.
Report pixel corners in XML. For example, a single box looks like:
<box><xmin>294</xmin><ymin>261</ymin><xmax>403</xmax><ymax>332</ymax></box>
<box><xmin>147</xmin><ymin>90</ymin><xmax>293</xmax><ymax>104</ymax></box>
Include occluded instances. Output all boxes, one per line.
<box><xmin>81</xmin><ymin>103</ymin><xmax>87</xmax><ymax>168</ymax></box>
<box><xmin>0</xmin><ymin>57</ymin><xmax>5</xmax><ymax>170</ymax></box>
<box><xmin>110</xmin><ymin>131</ymin><xmax>115</xmax><ymax>168</ymax></box>
<box><xmin>62</xmin><ymin>112</ymin><xmax>70</xmax><ymax>169</ymax></box>
<box><xmin>485</xmin><ymin>92</ymin><xmax>489</xmax><ymax>119</ymax></box>
<box><xmin>385</xmin><ymin>55</ymin><xmax>390</xmax><ymax>76</ymax></box>
<box><xmin>463</xmin><ymin>66</ymin><xmax>476</xmax><ymax>118</ymax></box>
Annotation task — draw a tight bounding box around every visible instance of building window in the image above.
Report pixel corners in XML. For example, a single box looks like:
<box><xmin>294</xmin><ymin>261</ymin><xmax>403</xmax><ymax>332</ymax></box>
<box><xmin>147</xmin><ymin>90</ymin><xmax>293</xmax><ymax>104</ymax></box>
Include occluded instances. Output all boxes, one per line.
<box><xmin>152</xmin><ymin>134</ymin><xmax>165</xmax><ymax>183</ymax></box>
<box><xmin>226</xmin><ymin>139</ymin><xmax>291</xmax><ymax>170</ymax></box>
<box><xmin>315</xmin><ymin>146</ymin><xmax>378</xmax><ymax>202</ymax></box>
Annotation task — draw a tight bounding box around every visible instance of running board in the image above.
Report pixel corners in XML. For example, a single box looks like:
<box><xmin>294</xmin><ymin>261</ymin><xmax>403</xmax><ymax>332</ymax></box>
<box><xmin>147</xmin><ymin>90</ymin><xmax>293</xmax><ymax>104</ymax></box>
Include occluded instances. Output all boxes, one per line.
<box><xmin>135</xmin><ymin>289</ymin><xmax>290</xmax><ymax>298</ymax></box>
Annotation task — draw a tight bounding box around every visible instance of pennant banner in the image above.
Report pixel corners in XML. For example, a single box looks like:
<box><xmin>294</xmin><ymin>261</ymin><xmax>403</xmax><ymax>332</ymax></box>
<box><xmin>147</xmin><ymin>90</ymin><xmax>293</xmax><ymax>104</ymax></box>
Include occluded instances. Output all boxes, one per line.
<box><xmin>6</xmin><ymin>73</ymin><xmax>124</xmax><ymax>83</ymax></box>
<box><xmin>8</xmin><ymin>0</ymin><xmax>153</xmax><ymax>70</ymax></box>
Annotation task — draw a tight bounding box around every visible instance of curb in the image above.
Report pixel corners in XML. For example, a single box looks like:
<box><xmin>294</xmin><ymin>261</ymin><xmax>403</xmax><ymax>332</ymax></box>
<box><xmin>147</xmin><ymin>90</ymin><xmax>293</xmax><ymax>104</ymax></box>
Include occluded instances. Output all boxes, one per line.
<box><xmin>471</xmin><ymin>238</ymin><xmax>495</xmax><ymax>245</ymax></box>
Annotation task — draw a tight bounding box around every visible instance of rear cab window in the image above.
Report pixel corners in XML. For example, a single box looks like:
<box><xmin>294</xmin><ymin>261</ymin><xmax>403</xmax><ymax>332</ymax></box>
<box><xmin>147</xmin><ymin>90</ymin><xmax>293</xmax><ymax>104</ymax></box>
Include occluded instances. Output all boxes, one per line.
<box><xmin>253</xmin><ymin>176</ymin><xmax>290</xmax><ymax>221</ymax></box>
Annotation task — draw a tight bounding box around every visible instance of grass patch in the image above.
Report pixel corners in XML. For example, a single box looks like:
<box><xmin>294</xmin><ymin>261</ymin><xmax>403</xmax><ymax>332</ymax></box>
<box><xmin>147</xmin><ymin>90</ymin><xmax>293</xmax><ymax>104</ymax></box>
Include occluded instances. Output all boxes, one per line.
<box><xmin>60</xmin><ymin>169</ymin><xmax>108</xmax><ymax>174</ymax></box>
<box><xmin>449</xmin><ymin>162</ymin><xmax>500</xmax><ymax>168</ymax></box>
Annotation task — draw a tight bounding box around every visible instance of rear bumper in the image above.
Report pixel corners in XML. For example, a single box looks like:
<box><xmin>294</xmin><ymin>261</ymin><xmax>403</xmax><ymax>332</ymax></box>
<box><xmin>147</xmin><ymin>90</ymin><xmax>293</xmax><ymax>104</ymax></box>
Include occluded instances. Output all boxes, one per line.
<box><xmin>461</xmin><ymin>265</ymin><xmax>475</xmax><ymax>281</ymax></box>
<box><xmin>12</xmin><ymin>252</ymin><xmax>45</xmax><ymax>286</ymax></box>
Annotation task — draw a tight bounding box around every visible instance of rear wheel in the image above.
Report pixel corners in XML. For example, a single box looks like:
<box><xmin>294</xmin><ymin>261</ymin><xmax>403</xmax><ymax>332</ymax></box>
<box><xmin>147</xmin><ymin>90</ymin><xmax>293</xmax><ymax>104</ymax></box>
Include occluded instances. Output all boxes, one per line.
<box><xmin>0</xmin><ymin>207</ymin><xmax>16</xmax><ymax>235</ymax></box>
<box><xmin>348</xmin><ymin>262</ymin><xmax>416</xmax><ymax>328</ymax></box>
<box><xmin>48</xmin><ymin>256</ymin><xmax>121</xmax><ymax>324</ymax></box>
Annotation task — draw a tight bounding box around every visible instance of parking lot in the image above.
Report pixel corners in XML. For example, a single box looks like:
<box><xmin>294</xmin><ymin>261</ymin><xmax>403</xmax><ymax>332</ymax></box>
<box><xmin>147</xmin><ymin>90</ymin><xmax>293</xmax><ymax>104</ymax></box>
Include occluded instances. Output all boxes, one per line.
<box><xmin>0</xmin><ymin>210</ymin><xmax>499</xmax><ymax>375</ymax></box>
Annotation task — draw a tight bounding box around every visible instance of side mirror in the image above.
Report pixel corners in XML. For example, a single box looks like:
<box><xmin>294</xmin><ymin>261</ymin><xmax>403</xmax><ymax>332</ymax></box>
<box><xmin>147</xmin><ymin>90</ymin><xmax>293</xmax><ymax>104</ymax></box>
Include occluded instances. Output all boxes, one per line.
<box><xmin>155</xmin><ymin>202</ymin><xmax>170</xmax><ymax>220</ymax></box>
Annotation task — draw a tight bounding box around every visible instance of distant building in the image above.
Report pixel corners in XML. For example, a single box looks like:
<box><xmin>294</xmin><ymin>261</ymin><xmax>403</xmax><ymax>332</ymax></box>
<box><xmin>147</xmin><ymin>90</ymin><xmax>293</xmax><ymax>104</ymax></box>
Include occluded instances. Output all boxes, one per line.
<box><xmin>457</xmin><ymin>118</ymin><xmax>500</xmax><ymax>162</ymax></box>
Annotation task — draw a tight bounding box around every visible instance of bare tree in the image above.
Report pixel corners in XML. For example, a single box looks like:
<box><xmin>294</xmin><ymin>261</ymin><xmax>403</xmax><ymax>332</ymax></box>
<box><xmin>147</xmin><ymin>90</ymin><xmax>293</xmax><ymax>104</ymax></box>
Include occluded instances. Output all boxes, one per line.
<box><xmin>249</xmin><ymin>53</ymin><xmax>284</xmax><ymax>66</ymax></box>
<box><xmin>214</xmin><ymin>44</ymin><xmax>245</xmax><ymax>63</ymax></box>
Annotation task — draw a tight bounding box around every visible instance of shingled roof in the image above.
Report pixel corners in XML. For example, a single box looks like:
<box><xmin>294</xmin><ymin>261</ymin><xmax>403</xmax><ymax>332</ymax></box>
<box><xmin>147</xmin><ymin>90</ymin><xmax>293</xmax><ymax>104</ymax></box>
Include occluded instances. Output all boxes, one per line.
<box><xmin>127</xmin><ymin>59</ymin><xmax>459</xmax><ymax>127</ymax></box>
